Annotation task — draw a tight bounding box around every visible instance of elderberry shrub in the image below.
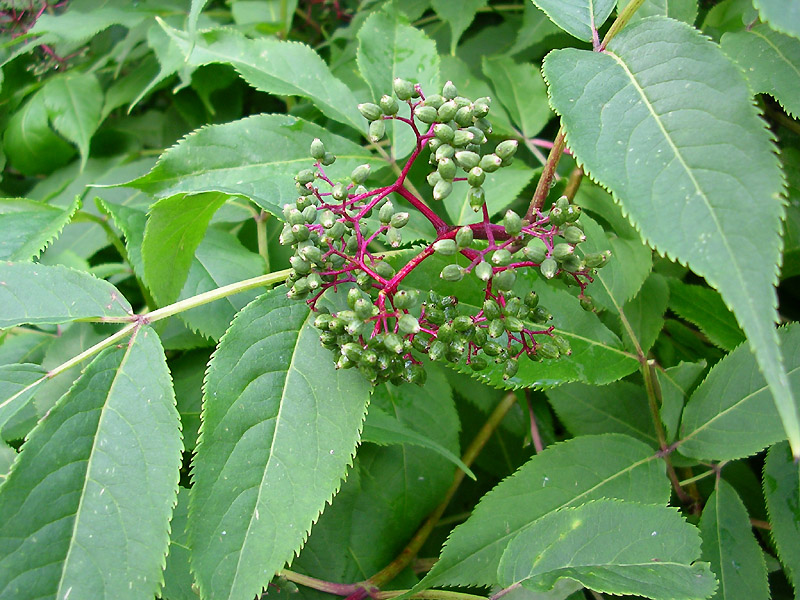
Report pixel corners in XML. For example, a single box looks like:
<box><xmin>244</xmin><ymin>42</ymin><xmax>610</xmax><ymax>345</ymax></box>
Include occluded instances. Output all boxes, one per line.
<box><xmin>280</xmin><ymin>79</ymin><xmax>610</xmax><ymax>386</ymax></box>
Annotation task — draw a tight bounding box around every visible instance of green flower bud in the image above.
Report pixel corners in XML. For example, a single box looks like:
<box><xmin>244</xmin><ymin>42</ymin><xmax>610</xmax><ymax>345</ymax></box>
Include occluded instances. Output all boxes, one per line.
<box><xmin>552</xmin><ymin>243</ymin><xmax>574</xmax><ymax>262</ymax></box>
<box><xmin>453</xmin><ymin>315</ymin><xmax>473</xmax><ymax>332</ymax></box>
<box><xmin>390</xmin><ymin>211</ymin><xmax>409</xmax><ymax>228</ymax></box>
<box><xmin>553</xmin><ymin>335</ymin><xmax>571</xmax><ymax>355</ymax></box>
<box><xmin>556</xmin><ymin>196</ymin><xmax>570</xmax><ymax>211</ymax></box>
<box><xmin>436</xmin><ymin>144</ymin><xmax>455</xmax><ymax>162</ymax></box>
<box><xmin>495</xmin><ymin>139</ymin><xmax>518</xmax><ymax>160</ymax></box>
<box><xmin>351</xmin><ymin>164</ymin><xmax>371</xmax><ymax>184</ymax></box>
<box><xmin>336</xmin><ymin>354</ymin><xmax>355</xmax><ymax>370</ymax></box>
<box><xmin>548</xmin><ymin>206</ymin><xmax>566</xmax><ymax>226</ymax></box>
<box><xmin>494</xmin><ymin>268</ymin><xmax>516</xmax><ymax>291</ymax></box>
<box><xmin>405</xmin><ymin>363</ymin><xmax>427</xmax><ymax>386</ymax></box>
<box><xmin>438</xmin><ymin>157</ymin><xmax>457</xmax><ymax>180</ymax></box>
<box><xmin>328</xmin><ymin>221</ymin><xmax>345</xmax><ymax>239</ymax></box>
<box><xmin>291</xmin><ymin>276</ymin><xmax>310</xmax><ymax>296</ymax></box>
<box><xmin>429</xmin><ymin>340</ymin><xmax>447</xmax><ymax>361</ymax></box>
<box><xmin>473</xmin><ymin>98</ymin><xmax>490</xmax><ymax>118</ymax></box>
<box><xmin>502</xmin><ymin>359</ymin><xmax>518</xmax><ymax>380</ymax></box>
<box><xmin>290</xmin><ymin>255</ymin><xmax>311</xmax><ymax>274</ymax></box>
<box><xmin>479</xmin><ymin>154</ymin><xmax>502</xmax><ymax>173</ymax></box>
<box><xmin>434</xmin><ymin>123</ymin><xmax>455</xmax><ymax>144</ymax></box>
<box><xmin>296</xmin><ymin>168</ymin><xmax>315</xmax><ymax>185</ymax></box>
<box><xmin>353</xmin><ymin>298</ymin><xmax>373</xmax><ymax>321</ymax></box>
<box><xmin>468</xmin><ymin>186</ymin><xmax>486</xmax><ymax>211</ymax></box>
<box><xmin>379</xmin><ymin>201</ymin><xmax>394</xmax><ymax>223</ymax></box>
<box><xmin>287</xmin><ymin>208</ymin><xmax>305</xmax><ymax>225</ymax></box>
<box><xmin>427</xmin><ymin>170</ymin><xmax>443</xmax><ymax>187</ymax></box>
<box><xmin>321</xmin><ymin>152</ymin><xmax>336</xmax><ymax>166</ymax></box>
<box><xmin>358</xmin><ymin>102</ymin><xmax>382</xmax><ymax>121</ymax></box>
<box><xmin>399</xmin><ymin>314</ymin><xmax>421</xmax><ymax>334</ymax></box>
<box><xmin>442</xmin><ymin>80</ymin><xmax>458</xmax><ymax>99</ymax></box>
<box><xmin>375</xmin><ymin>260</ymin><xmax>395</xmax><ymax>279</ymax></box>
<box><xmin>384</xmin><ymin>333</ymin><xmax>404</xmax><ymax>354</ymax></box>
<box><xmin>434</xmin><ymin>239</ymin><xmax>458</xmax><ymax>256</ymax></box>
<box><xmin>449</xmin><ymin>338</ymin><xmax>468</xmax><ymax>356</ymax></box>
<box><xmin>474</xmin><ymin>260</ymin><xmax>493</xmax><ymax>281</ymax></box>
<box><xmin>433</xmin><ymin>180</ymin><xmax>453</xmax><ymax>201</ymax></box>
<box><xmin>483</xmin><ymin>341</ymin><xmax>504</xmax><ymax>357</ymax></box>
<box><xmin>505</xmin><ymin>315</ymin><xmax>524</xmax><ymax>333</ymax></box>
<box><xmin>369</xmin><ymin>119</ymin><xmax>386</xmax><ymax>142</ymax></box>
<box><xmin>428</xmin><ymin>137</ymin><xmax>443</xmax><ymax>153</ymax></box>
<box><xmin>315</xmin><ymin>313</ymin><xmax>334</xmax><ymax>331</ymax></box>
<box><xmin>379</xmin><ymin>94</ymin><xmax>399</xmax><ymax>115</ymax></box>
<box><xmin>452</xmin><ymin>129</ymin><xmax>475</xmax><ymax>147</ymax></box>
<box><xmin>415</xmin><ymin>105</ymin><xmax>438</xmax><ymax>124</ymax></box>
<box><xmin>524</xmin><ymin>291</ymin><xmax>540</xmax><ymax>309</ymax></box>
<box><xmin>522</xmin><ymin>238</ymin><xmax>547</xmax><ymax>263</ymax></box>
<box><xmin>564</xmin><ymin>226</ymin><xmax>586</xmax><ymax>243</ymax></box>
<box><xmin>291</xmin><ymin>223</ymin><xmax>310</xmax><ymax>242</ymax></box>
<box><xmin>531</xmin><ymin>307</ymin><xmax>552</xmax><ymax>326</ymax></box>
<box><xmin>492</xmin><ymin>248</ymin><xmax>512</xmax><ymax>266</ymax></box>
<box><xmin>470</xmin><ymin>355</ymin><xmax>488</xmax><ymax>371</ymax></box>
<box><xmin>565</xmin><ymin>204</ymin><xmax>581</xmax><ymax>222</ymax></box>
<box><xmin>310</xmin><ymin>138</ymin><xmax>326</xmax><ymax>160</ymax></box>
<box><xmin>438</xmin><ymin>100</ymin><xmax>459</xmax><ymax>122</ymax></box>
<box><xmin>302</xmin><ymin>205</ymin><xmax>317</xmax><ymax>223</ymax></box>
<box><xmin>424</xmin><ymin>94</ymin><xmax>445</xmax><ymax>109</ymax></box>
<box><xmin>394</xmin><ymin>78</ymin><xmax>415</xmax><ymax>100</ymax></box>
<box><xmin>425</xmin><ymin>306</ymin><xmax>446</xmax><ymax>325</ymax></box>
<box><xmin>299</xmin><ymin>245</ymin><xmax>322</xmax><ymax>263</ymax></box>
<box><xmin>467</xmin><ymin>166</ymin><xmax>485</xmax><ymax>187</ymax></box>
<box><xmin>360</xmin><ymin>348</ymin><xmax>378</xmax><ymax>366</ymax></box>
<box><xmin>483</xmin><ymin>298</ymin><xmax>502</xmax><ymax>320</ymax></box>
<box><xmin>440</xmin><ymin>264</ymin><xmax>465</xmax><ymax>281</ymax></box>
<box><xmin>474</xmin><ymin>117</ymin><xmax>492</xmax><ymax>134</ymax></box>
<box><xmin>455</xmin><ymin>226</ymin><xmax>474</xmax><ymax>248</ymax></box>
<box><xmin>341</xmin><ymin>342</ymin><xmax>364</xmax><ymax>362</ymax></box>
<box><xmin>279</xmin><ymin>224</ymin><xmax>295</xmax><ymax>246</ymax></box>
<box><xmin>504</xmin><ymin>297</ymin><xmax>522</xmax><ymax>316</ymax></box>
<box><xmin>503</xmin><ymin>210</ymin><xmax>522</xmax><ymax>236</ymax></box>
<box><xmin>538</xmin><ymin>341</ymin><xmax>560</xmax><ymax>360</ymax></box>
<box><xmin>437</xmin><ymin>322</ymin><xmax>455</xmax><ymax>343</ymax></box>
<box><xmin>540</xmin><ymin>257</ymin><xmax>558</xmax><ymax>279</ymax></box>
<box><xmin>297</xmin><ymin>182</ymin><xmax>314</xmax><ymax>196</ymax></box>
<box><xmin>296</xmin><ymin>195</ymin><xmax>315</xmax><ymax>211</ymax></box>
<box><xmin>584</xmin><ymin>251</ymin><xmax>611</xmax><ymax>268</ymax></box>
<box><xmin>454</xmin><ymin>106</ymin><xmax>474</xmax><ymax>127</ymax></box>
<box><xmin>411</xmin><ymin>335</ymin><xmax>429</xmax><ymax>353</ymax></box>
<box><xmin>580</xmin><ymin>296</ymin><xmax>595</xmax><ymax>312</ymax></box>
<box><xmin>466</xmin><ymin>126</ymin><xmax>486</xmax><ymax>145</ymax></box>
<box><xmin>307</xmin><ymin>273</ymin><xmax>323</xmax><ymax>290</ymax></box>
<box><xmin>332</xmin><ymin>182</ymin><xmax>348</xmax><ymax>201</ymax></box>
<box><xmin>560</xmin><ymin>255</ymin><xmax>584</xmax><ymax>273</ymax></box>
<box><xmin>488</xmin><ymin>318</ymin><xmax>505</xmax><ymax>338</ymax></box>
<box><xmin>393</xmin><ymin>289</ymin><xmax>418</xmax><ymax>309</ymax></box>
<box><xmin>454</xmin><ymin>150</ymin><xmax>480</xmax><ymax>170</ymax></box>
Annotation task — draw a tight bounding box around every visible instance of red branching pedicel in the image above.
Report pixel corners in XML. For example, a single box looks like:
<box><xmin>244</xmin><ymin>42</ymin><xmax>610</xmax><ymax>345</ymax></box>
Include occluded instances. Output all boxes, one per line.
<box><xmin>281</xmin><ymin>79</ymin><xmax>610</xmax><ymax>386</ymax></box>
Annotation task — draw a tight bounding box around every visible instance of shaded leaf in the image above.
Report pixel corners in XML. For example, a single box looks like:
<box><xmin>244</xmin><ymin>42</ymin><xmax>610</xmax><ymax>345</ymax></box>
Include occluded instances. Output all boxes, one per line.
<box><xmin>532</xmin><ymin>0</ymin><xmax>616</xmax><ymax>42</ymax></box>
<box><xmin>0</xmin><ymin>262</ymin><xmax>131</xmax><ymax>328</ymax></box>
<box><xmin>482</xmin><ymin>56</ymin><xmax>551</xmax><ymax>138</ymax></box>
<box><xmin>722</xmin><ymin>24</ymin><xmax>800</xmax><ymax>118</ymax></box>
<box><xmin>631</xmin><ymin>0</ymin><xmax>699</xmax><ymax>24</ymax></box>
<box><xmin>764</xmin><ymin>441</ymin><xmax>800</xmax><ymax>597</ymax></box>
<box><xmin>171</xmin><ymin>350</ymin><xmax>209</xmax><ymax>452</ymax></box>
<box><xmin>0</xmin><ymin>327</ymin><xmax>181</xmax><ymax>600</ymax></box>
<box><xmin>668</xmin><ymin>280</ymin><xmax>745</xmax><ymax>352</ymax></box>
<box><xmin>142</xmin><ymin>192</ymin><xmax>229</xmax><ymax>305</ymax></box>
<box><xmin>498</xmin><ymin>499</ymin><xmax>716</xmax><ymax>600</ymax></box>
<box><xmin>432</xmin><ymin>0</ymin><xmax>488</xmax><ymax>54</ymax></box>
<box><xmin>544</xmin><ymin>17</ymin><xmax>798</xmax><ymax>457</ymax></box>
<box><xmin>679</xmin><ymin>324</ymin><xmax>800</xmax><ymax>461</ymax></box>
<box><xmin>0</xmin><ymin>197</ymin><xmax>81</xmax><ymax>261</ymax></box>
<box><xmin>0</xmin><ymin>364</ymin><xmax>45</xmax><ymax>442</ymax></box>
<box><xmin>414</xmin><ymin>434</ymin><xmax>669</xmax><ymax>590</ymax></box>
<box><xmin>123</xmin><ymin>114</ymin><xmax>380</xmax><ymax>216</ymax></box>
<box><xmin>188</xmin><ymin>289</ymin><xmax>370</xmax><ymax>600</ymax></box>
<box><xmin>508</xmin><ymin>2</ymin><xmax>561</xmax><ymax>56</ymax></box>
<box><xmin>618</xmin><ymin>272</ymin><xmax>669</xmax><ymax>355</ymax></box>
<box><xmin>657</xmin><ymin>360</ymin><xmax>707</xmax><ymax>443</ymax></box>
<box><xmin>752</xmin><ymin>0</ymin><xmax>800</xmax><ymax>41</ymax></box>
<box><xmin>699</xmin><ymin>479</ymin><xmax>769</xmax><ymax>600</ymax></box>
<box><xmin>161</xmin><ymin>487</ymin><xmax>195</xmax><ymax>600</ymax></box>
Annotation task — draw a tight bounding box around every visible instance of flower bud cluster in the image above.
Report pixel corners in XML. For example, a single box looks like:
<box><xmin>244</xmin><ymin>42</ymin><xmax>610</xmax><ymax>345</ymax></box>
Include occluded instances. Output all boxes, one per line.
<box><xmin>280</xmin><ymin>81</ymin><xmax>609</xmax><ymax>385</ymax></box>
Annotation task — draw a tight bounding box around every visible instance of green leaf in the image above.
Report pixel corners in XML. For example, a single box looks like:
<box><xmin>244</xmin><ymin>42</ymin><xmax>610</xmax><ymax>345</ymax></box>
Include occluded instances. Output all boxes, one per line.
<box><xmin>96</xmin><ymin>199</ymin><xmax>147</xmax><ymax>278</ymax></box>
<box><xmin>156</xmin><ymin>21</ymin><xmax>365</xmax><ymax>132</ymax></box>
<box><xmin>432</xmin><ymin>0</ymin><xmax>488</xmax><ymax>54</ymax></box>
<box><xmin>188</xmin><ymin>289</ymin><xmax>370</xmax><ymax>600</ymax></box>
<box><xmin>142</xmin><ymin>192</ymin><xmax>229</xmax><ymax>306</ymax></box>
<box><xmin>764</xmin><ymin>441</ymin><xmax>800</xmax><ymax>597</ymax></box>
<box><xmin>679</xmin><ymin>324</ymin><xmax>800</xmax><ymax>461</ymax></box>
<box><xmin>699</xmin><ymin>478</ymin><xmax>768</xmax><ymax>600</ymax></box>
<box><xmin>362</xmin><ymin>404</ymin><xmax>475</xmax><ymax>479</ymax></box>
<box><xmin>123</xmin><ymin>114</ymin><xmax>379</xmax><ymax>216</ymax></box>
<box><xmin>0</xmin><ymin>262</ymin><xmax>132</xmax><ymax>328</ymax></box>
<box><xmin>543</xmin><ymin>17</ymin><xmax>799</xmax><ymax>458</ymax></box>
<box><xmin>657</xmin><ymin>360</ymin><xmax>707</xmax><ymax>443</ymax></box>
<box><xmin>0</xmin><ymin>196</ymin><xmax>81</xmax><ymax>261</ymax></box>
<box><xmin>414</xmin><ymin>434</ymin><xmax>669</xmax><ymax>590</ymax></box>
<box><xmin>28</xmin><ymin>0</ymin><xmax>156</xmax><ymax>44</ymax></box>
<box><xmin>161</xmin><ymin>487</ymin><xmax>196</xmax><ymax>600</ymax></box>
<box><xmin>357</xmin><ymin>8</ymin><xmax>440</xmax><ymax>158</ymax></box>
<box><xmin>0</xmin><ymin>443</ymin><xmax>14</xmax><ymax>482</ymax></box>
<box><xmin>752</xmin><ymin>0</ymin><xmax>800</xmax><ymax>41</ymax></box>
<box><xmin>498</xmin><ymin>499</ymin><xmax>717</xmax><ymax>600</ymax></box>
<box><xmin>508</xmin><ymin>2</ymin><xmax>562</xmax><ymax>57</ymax></box>
<box><xmin>531</xmin><ymin>0</ymin><xmax>616</xmax><ymax>42</ymax></box>
<box><xmin>0</xmin><ymin>327</ymin><xmax>181</xmax><ymax>600</ymax></box>
<box><xmin>668</xmin><ymin>280</ymin><xmax>745</xmax><ymax>352</ymax></box>
<box><xmin>618</xmin><ymin>272</ymin><xmax>670</xmax><ymax>355</ymax></box>
<box><xmin>41</xmin><ymin>73</ymin><xmax>104</xmax><ymax>170</ymax></box>
<box><xmin>171</xmin><ymin>351</ymin><xmax>209</xmax><ymax>453</ymax></box>
<box><xmin>547</xmin><ymin>381</ymin><xmax>659</xmax><ymax>447</ymax></box>
<box><xmin>175</xmin><ymin>227</ymin><xmax>264</xmax><ymax>340</ymax></box>
<box><xmin>631</xmin><ymin>0</ymin><xmax>699</xmax><ymax>24</ymax></box>
<box><xmin>482</xmin><ymin>56</ymin><xmax>551</xmax><ymax>138</ymax></box>
<box><xmin>722</xmin><ymin>24</ymin><xmax>800</xmax><ymax>118</ymax></box>
<box><xmin>0</xmin><ymin>364</ymin><xmax>45</xmax><ymax>441</ymax></box>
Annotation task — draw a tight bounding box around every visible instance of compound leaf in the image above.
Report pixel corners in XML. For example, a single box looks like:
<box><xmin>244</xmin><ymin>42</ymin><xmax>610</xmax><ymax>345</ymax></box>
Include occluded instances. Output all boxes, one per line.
<box><xmin>532</xmin><ymin>0</ymin><xmax>616</xmax><ymax>42</ymax></box>
<box><xmin>188</xmin><ymin>289</ymin><xmax>370</xmax><ymax>600</ymax></box>
<box><xmin>0</xmin><ymin>327</ymin><xmax>181</xmax><ymax>600</ymax></box>
<box><xmin>413</xmin><ymin>434</ymin><xmax>669</xmax><ymax>590</ymax></box>
<box><xmin>124</xmin><ymin>114</ymin><xmax>379</xmax><ymax>216</ymax></box>
<box><xmin>699</xmin><ymin>479</ymin><xmax>769</xmax><ymax>600</ymax></box>
<box><xmin>498</xmin><ymin>499</ymin><xmax>716</xmax><ymax>600</ymax></box>
<box><xmin>764</xmin><ymin>441</ymin><xmax>800</xmax><ymax>597</ymax></box>
<box><xmin>0</xmin><ymin>262</ymin><xmax>131</xmax><ymax>328</ymax></box>
<box><xmin>0</xmin><ymin>196</ymin><xmax>81</xmax><ymax>261</ymax></box>
<box><xmin>544</xmin><ymin>17</ymin><xmax>798</xmax><ymax>457</ymax></box>
<box><xmin>679</xmin><ymin>324</ymin><xmax>800</xmax><ymax>461</ymax></box>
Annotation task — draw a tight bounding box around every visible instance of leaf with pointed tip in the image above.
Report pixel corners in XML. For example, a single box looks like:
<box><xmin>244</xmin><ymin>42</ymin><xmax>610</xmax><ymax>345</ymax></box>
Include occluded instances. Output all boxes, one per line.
<box><xmin>722</xmin><ymin>24</ymin><xmax>800</xmax><ymax>118</ymax></box>
<box><xmin>363</xmin><ymin>404</ymin><xmax>475</xmax><ymax>479</ymax></box>
<box><xmin>699</xmin><ymin>479</ymin><xmax>768</xmax><ymax>600</ymax></box>
<box><xmin>357</xmin><ymin>9</ymin><xmax>440</xmax><ymax>159</ymax></box>
<box><xmin>631</xmin><ymin>0</ymin><xmax>698</xmax><ymax>24</ymax></box>
<box><xmin>508</xmin><ymin>2</ymin><xmax>561</xmax><ymax>56</ymax></box>
<box><xmin>28</xmin><ymin>0</ymin><xmax>156</xmax><ymax>44</ymax></box>
<box><xmin>413</xmin><ymin>434</ymin><xmax>669</xmax><ymax>591</ymax></box>
<box><xmin>0</xmin><ymin>197</ymin><xmax>80</xmax><ymax>261</ymax></box>
<box><xmin>0</xmin><ymin>364</ymin><xmax>45</xmax><ymax>442</ymax></box>
<box><xmin>0</xmin><ymin>262</ymin><xmax>131</xmax><ymax>328</ymax></box>
<box><xmin>679</xmin><ymin>324</ymin><xmax>800</xmax><ymax>461</ymax></box>
<box><xmin>532</xmin><ymin>0</ymin><xmax>616</xmax><ymax>42</ymax></box>
<box><xmin>0</xmin><ymin>327</ymin><xmax>181</xmax><ymax>600</ymax></box>
<box><xmin>161</xmin><ymin>487</ymin><xmax>196</xmax><ymax>600</ymax></box>
<box><xmin>752</xmin><ymin>0</ymin><xmax>800</xmax><ymax>40</ymax></box>
<box><xmin>617</xmin><ymin>273</ymin><xmax>669</xmax><ymax>355</ymax></box>
<box><xmin>188</xmin><ymin>289</ymin><xmax>370</xmax><ymax>600</ymax></box>
<box><xmin>657</xmin><ymin>361</ymin><xmax>706</xmax><ymax>443</ymax></box>
<box><xmin>432</xmin><ymin>0</ymin><xmax>488</xmax><ymax>54</ymax></box>
<box><xmin>764</xmin><ymin>441</ymin><xmax>800</xmax><ymax>597</ymax></box>
<box><xmin>544</xmin><ymin>17</ymin><xmax>798</xmax><ymax>458</ymax></box>
<box><xmin>142</xmin><ymin>192</ymin><xmax>229</xmax><ymax>306</ymax></box>
<box><xmin>482</xmin><ymin>56</ymin><xmax>551</xmax><ymax>138</ymax></box>
<box><xmin>123</xmin><ymin>114</ymin><xmax>379</xmax><ymax>216</ymax></box>
<box><xmin>668</xmin><ymin>280</ymin><xmax>745</xmax><ymax>352</ymax></box>
<box><xmin>498</xmin><ymin>499</ymin><xmax>716</xmax><ymax>600</ymax></box>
